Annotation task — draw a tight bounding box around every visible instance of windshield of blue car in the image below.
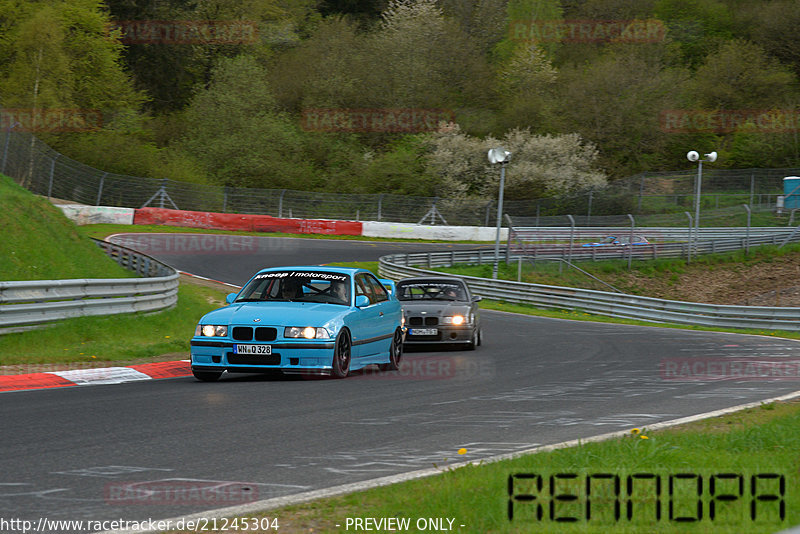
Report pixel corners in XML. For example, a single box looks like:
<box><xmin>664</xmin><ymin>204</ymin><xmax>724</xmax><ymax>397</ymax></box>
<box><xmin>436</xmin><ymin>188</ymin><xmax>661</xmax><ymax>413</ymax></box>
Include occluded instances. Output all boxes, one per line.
<box><xmin>235</xmin><ymin>271</ymin><xmax>351</xmax><ymax>305</ymax></box>
<box><xmin>396</xmin><ymin>281</ymin><xmax>466</xmax><ymax>301</ymax></box>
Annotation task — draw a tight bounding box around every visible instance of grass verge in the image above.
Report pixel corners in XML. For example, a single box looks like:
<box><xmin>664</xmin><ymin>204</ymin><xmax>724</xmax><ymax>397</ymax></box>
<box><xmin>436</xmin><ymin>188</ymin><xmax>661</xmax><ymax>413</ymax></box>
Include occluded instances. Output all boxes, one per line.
<box><xmin>0</xmin><ymin>175</ymin><xmax>134</xmax><ymax>280</ymax></box>
<box><xmin>167</xmin><ymin>399</ymin><xmax>800</xmax><ymax>533</ymax></box>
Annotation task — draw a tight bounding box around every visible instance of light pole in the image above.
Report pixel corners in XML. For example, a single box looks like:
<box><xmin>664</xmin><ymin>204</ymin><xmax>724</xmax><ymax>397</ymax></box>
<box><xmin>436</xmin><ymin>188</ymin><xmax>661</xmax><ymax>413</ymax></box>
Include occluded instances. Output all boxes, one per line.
<box><xmin>488</xmin><ymin>148</ymin><xmax>511</xmax><ymax>279</ymax></box>
<box><xmin>686</xmin><ymin>150</ymin><xmax>717</xmax><ymax>257</ymax></box>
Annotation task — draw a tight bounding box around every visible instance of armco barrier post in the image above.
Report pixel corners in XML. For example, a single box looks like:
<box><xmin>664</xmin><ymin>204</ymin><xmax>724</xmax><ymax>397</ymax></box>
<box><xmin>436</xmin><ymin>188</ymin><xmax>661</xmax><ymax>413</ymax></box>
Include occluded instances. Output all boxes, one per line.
<box><xmin>744</xmin><ymin>204</ymin><xmax>751</xmax><ymax>255</ymax></box>
<box><xmin>1</xmin><ymin>123</ymin><xmax>15</xmax><ymax>174</ymax></box>
<box><xmin>96</xmin><ymin>172</ymin><xmax>106</xmax><ymax>206</ymax></box>
<box><xmin>685</xmin><ymin>211</ymin><xmax>693</xmax><ymax>263</ymax></box>
<box><xmin>627</xmin><ymin>214</ymin><xmax>635</xmax><ymax>270</ymax></box>
<box><xmin>564</xmin><ymin>214</ymin><xmax>575</xmax><ymax>274</ymax></box>
<box><xmin>47</xmin><ymin>155</ymin><xmax>59</xmax><ymax>199</ymax></box>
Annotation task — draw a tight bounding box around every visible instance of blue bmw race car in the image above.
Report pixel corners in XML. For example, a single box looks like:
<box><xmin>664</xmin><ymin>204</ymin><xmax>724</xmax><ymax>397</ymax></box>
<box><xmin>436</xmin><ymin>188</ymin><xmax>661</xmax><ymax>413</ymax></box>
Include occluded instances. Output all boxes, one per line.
<box><xmin>190</xmin><ymin>266</ymin><xmax>404</xmax><ymax>381</ymax></box>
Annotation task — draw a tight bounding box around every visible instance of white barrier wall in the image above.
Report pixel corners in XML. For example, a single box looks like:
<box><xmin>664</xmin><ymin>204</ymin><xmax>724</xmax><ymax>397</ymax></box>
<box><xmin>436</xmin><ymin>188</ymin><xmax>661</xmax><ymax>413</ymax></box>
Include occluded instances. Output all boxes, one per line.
<box><xmin>55</xmin><ymin>205</ymin><xmax>135</xmax><ymax>226</ymax></box>
<box><xmin>363</xmin><ymin>221</ymin><xmax>508</xmax><ymax>241</ymax></box>
<box><xmin>53</xmin><ymin>202</ymin><xmax>506</xmax><ymax>241</ymax></box>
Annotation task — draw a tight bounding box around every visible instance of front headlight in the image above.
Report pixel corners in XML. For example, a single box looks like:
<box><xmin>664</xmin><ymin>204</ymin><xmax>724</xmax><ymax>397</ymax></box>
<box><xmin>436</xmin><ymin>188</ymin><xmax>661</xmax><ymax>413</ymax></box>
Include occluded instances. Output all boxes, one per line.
<box><xmin>284</xmin><ymin>326</ymin><xmax>330</xmax><ymax>339</ymax></box>
<box><xmin>442</xmin><ymin>315</ymin><xmax>467</xmax><ymax>325</ymax></box>
<box><xmin>197</xmin><ymin>324</ymin><xmax>228</xmax><ymax>337</ymax></box>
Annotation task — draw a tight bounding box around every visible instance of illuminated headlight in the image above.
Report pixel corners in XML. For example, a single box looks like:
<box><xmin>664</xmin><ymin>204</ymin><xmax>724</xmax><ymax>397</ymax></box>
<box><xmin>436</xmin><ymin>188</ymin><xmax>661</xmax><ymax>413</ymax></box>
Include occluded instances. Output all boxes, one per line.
<box><xmin>284</xmin><ymin>326</ymin><xmax>330</xmax><ymax>339</ymax></box>
<box><xmin>196</xmin><ymin>324</ymin><xmax>227</xmax><ymax>337</ymax></box>
<box><xmin>442</xmin><ymin>315</ymin><xmax>467</xmax><ymax>325</ymax></box>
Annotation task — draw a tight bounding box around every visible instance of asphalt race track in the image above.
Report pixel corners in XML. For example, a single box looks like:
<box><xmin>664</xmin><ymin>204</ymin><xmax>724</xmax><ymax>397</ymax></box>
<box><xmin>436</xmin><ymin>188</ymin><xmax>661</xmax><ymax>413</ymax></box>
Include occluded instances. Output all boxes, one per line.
<box><xmin>105</xmin><ymin>233</ymin><xmax>492</xmax><ymax>286</ymax></box>
<box><xmin>2</xmin><ymin>234</ymin><xmax>800</xmax><ymax>531</ymax></box>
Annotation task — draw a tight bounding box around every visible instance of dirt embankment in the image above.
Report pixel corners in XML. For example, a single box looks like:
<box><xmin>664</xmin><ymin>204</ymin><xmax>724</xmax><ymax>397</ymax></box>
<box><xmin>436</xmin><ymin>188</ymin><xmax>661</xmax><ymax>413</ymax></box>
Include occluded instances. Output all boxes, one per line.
<box><xmin>609</xmin><ymin>254</ymin><xmax>800</xmax><ymax>306</ymax></box>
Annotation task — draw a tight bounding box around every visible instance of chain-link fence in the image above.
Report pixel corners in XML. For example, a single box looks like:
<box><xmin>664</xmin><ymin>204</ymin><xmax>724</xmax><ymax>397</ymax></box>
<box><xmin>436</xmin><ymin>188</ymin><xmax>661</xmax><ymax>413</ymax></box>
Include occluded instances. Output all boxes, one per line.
<box><xmin>2</xmin><ymin>127</ymin><xmax>798</xmax><ymax>226</ymax></box>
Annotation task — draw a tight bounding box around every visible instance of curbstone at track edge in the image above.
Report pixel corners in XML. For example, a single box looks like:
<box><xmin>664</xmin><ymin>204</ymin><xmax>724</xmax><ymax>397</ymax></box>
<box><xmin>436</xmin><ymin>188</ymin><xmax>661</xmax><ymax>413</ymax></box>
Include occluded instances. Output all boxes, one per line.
<box><xmin>0</xmin><ymin>360</ymin><xmax>192</xmax><ymax>393</ymax></box>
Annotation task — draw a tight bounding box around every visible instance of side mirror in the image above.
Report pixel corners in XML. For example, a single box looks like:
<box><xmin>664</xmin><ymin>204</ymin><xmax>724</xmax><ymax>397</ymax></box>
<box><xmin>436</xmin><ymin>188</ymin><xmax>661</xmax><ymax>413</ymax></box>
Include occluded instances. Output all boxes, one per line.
<box><xmin>226</xmin><ymin>293</ymin><xmax>238</xmax><ymax>304</ymax></box>
<box><xmin>355</xmin><ymin>295</ymin><xmax>370</xmax><ymax>308</ymax></box>
<box><xmin>472</xmin><ymin>296</ymin><xmax>482</xmax><ymax>303</ymax></box>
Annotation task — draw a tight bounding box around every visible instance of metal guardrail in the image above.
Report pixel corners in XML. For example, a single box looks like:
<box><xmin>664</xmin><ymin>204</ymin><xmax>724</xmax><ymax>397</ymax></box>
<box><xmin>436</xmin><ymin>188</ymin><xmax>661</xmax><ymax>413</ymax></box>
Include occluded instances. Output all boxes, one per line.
<box><xmin>0</xmin><ymin>239</ymin><xmax>178</xmax><ymax>329</ymax></box>
<box><xmin>378</xmin><ymin>238</ymin><xmax>800</xmax><ymax>332</ymax></box>
<box><xmin>510</xmin><ymin>226</ymin><xmax>794</xmax><ymax>243</ymax></box>
<box><xmin>511</xmin><ymin>233</ymin><xmax>797</xmax><ymax>263</ymax></box>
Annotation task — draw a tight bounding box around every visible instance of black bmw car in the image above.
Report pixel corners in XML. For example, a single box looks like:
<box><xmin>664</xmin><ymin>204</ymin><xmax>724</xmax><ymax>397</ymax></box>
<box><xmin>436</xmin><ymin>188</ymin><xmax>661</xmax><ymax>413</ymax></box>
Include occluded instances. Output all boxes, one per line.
<box><xmin>395</xmin><ymin>276</ymin><xmax>481</xmax><ymax>350</ymax></box>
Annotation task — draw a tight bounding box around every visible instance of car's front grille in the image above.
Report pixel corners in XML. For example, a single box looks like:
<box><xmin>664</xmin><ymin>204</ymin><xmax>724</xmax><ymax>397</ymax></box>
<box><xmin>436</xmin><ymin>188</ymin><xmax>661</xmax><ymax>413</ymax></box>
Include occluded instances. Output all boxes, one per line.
<box><xmin>232</xmin><ymin>326</ymin><xmax>277</xmax><ymax>341</ymax></box>
<box><xmin>232</xmin><ymin>327</ymin><xmax>253</xmax><ymax>341</ymax></box>
<box><xmin>228</xmin><ymin>353</ymin><xmax>281</xmax><ymax>365</ymax></box>
<box><xmin>255</xmin><ymin>327</ymin><xmax>277</xmax><ymax>341</ymax></box>
<box><xmin>408</xmin><ymin>316</ymin><xmax>439</xmax><ymax>326</ymax></box>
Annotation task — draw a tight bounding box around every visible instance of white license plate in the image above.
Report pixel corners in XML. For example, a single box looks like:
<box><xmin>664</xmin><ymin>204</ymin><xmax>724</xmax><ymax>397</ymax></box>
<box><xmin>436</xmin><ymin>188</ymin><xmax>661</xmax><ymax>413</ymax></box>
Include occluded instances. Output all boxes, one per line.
<box><xmin>410</xmin><ymin>328</ymin><xmax>438</xmax><ymax>336</ymax></box>
<box><xmin>234</xmin><ymin>344</ymin><xmax>272</xmax><ymax>355</ymax></box>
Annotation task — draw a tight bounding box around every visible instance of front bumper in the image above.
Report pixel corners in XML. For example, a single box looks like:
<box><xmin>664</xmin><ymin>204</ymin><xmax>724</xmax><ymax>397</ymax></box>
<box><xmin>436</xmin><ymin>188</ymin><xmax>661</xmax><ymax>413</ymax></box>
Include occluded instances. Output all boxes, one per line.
<box><xmin>190</xmin><ymin>338</ymin><xmax>335</xmax><ymax>374</ymax></box>
<box><xmin>403</xmin><ymin>325</ymin><xmax>475</xmax><ymax>344</ymax></box>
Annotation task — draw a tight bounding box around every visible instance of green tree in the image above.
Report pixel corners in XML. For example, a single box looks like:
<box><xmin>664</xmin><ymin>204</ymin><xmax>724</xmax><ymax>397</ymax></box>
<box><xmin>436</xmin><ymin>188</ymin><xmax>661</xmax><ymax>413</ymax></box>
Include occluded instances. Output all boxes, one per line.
<box><xmin>493</xmin><ymin>0</ymin><xmax>563</xmax><ymax>62</ymax></box>
<box><xmin>0</xmin><ymin>0</ymin><xmax>143</xmax><ymax>118</ymax></box>
<box><xmin>496</xmin><ymin>43</ymin><xmax>558</xmax><ymax>132</ymax></box>
<box><xmin>268</xmin><ymin>16</ymin><xmax>368</xmax><ymax>112</ymax></box>
<box><xmin>438</xmin><ymin>0</ymin><xmax>508</xmax><ymax>56</ymax></box>
<box><xmin>181</xmin><ymin>55</ymin><xmax>315</xmax><ymax>189</ymax></box>
<box><xmin>653</xmin><ymin>0</ymin><xmax>733</xmax><ymax>67</ymax></box>
<box><xmin>750</xmin><ymin>0</ymin><xmax>800</xmax><ymax>78</ymax></box>
<box><xmin>690</xmin><ymin>40</ymin><xmax>796</xmax><ymax>110</ymax></box>
<box><xmin>104</xmin><ymin>0</ymin><xmax>291</xmax><ymax>113</ymax></box>
<box><xmin>553</xmin><ymin>46</ymin><xmax>689</xmax><ymax>176</ymax></box>
<box><xmin>365</xmin><ymin>0</ymin><xmax>492</xmax><ymax>109</ymax></box>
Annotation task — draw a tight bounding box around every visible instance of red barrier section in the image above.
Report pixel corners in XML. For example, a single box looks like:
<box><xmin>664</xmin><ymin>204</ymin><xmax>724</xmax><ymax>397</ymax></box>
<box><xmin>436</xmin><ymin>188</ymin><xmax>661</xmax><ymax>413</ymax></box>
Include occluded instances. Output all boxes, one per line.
<box><xmin>133</xmin><ymin>208</ymin><xmax>363</xmax><ymax>236</ymax></box>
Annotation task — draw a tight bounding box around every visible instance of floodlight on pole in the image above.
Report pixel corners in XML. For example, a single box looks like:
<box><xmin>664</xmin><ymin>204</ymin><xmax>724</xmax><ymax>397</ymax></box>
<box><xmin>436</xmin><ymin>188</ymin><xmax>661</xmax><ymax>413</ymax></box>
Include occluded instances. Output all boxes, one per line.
<box><xmin>488</xmin><ymin>148</ymin><xmax>511</xmax><ymax>279</ymax></box>
<box><xmin>687</xmin><ymin>150</ymin><xmax>718</xmax><ymax>259</ymax></box>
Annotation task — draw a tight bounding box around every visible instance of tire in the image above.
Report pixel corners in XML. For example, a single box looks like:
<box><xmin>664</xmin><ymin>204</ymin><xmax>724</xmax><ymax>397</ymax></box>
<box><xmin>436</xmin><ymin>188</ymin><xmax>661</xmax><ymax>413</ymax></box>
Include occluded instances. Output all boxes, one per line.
<box><xmin>192</xmin><ymin>369</ymin><xmax>222</xmax><ymax>382</ymax></box>
<box><xmin>466</xmin><ymin>329</ymin><xmax>478</xmax><ymax>351</ymax></box>
<box><xmin>331</xmin><ymin>330</ymin><xmax>352</xmax><ymax>378</ymax></box>
<box><xmin>380</xmin><ymin>329</ymin><xmax>403</xmax><ymax>371</ymax></box>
